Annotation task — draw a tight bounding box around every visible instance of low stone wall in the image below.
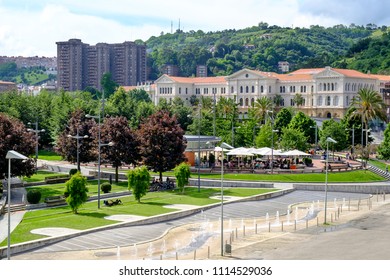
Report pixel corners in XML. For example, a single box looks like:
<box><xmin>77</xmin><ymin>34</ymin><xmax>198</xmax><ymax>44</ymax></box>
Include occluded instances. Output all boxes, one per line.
<box><xmin>293</xmin><ymin>183</ymin><xmax>390</xmax><ymax>194</ymax></box>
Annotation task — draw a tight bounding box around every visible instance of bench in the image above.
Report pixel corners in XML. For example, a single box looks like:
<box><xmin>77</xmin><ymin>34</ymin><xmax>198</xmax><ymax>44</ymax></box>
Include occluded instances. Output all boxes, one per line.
<box><xmin>44</xmin><ymin>195</ymin><xmax>66</xmax><ymax>206</ymax></box>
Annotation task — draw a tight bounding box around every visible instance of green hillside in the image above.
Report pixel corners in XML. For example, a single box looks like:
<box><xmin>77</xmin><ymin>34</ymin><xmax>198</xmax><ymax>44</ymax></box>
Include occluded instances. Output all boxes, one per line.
<box><xmin>145</xmin><ymin>23</ymin><xmax>374</xmax><ymax>79</ymax></box>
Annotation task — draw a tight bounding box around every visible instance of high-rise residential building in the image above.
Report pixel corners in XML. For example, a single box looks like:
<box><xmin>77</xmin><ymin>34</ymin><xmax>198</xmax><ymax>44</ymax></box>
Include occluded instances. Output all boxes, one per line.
<box><xmin>56</xmin><ymin>39</ymin><xmax>146</xmax><ymax>91</ymax></box>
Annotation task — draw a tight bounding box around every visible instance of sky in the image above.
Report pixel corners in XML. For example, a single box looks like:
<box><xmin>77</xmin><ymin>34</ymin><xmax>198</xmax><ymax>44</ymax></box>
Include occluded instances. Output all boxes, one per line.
<box><xmin>0</xmin><ymin>0</ymin><xmax>389</xmax><ymax>57</ymax></box>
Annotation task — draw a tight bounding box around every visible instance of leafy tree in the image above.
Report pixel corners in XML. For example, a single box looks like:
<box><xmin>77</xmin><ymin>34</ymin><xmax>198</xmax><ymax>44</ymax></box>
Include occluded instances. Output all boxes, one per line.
<box><xmin>274</xmin><ymin>108</ymin><xmax>293</xmax><ymax>138</ymax></box>
<box><xmin>127</xmin><ymin>165</ymin><xmax>150</xmax><ymax>203</ymax></box>
<box><xmin>255</xmin><ymin>121</ymin><xmax>273</xmax><ymax>148</ymax></box>
<box><xmin>279</xmin><ymin>127</ymin><xmax>309</xmax><ymax>152</ymax></box>
<box><xmin>138</xmin><ymin>110</ymin><xmax>187</xmax><ymax>181</ymax></box>
<box><xmin>288</xmin><ymin>111</ymin><xmax>316</xmax><ymax>144</ymax></box>
<box><xmin>174</xmin><ymin>162</ymin><xmax>191</xmax><ymax>193</ymax></box>
<box><xmin>95</xmin><ymin>116</ymin><xmax>140</xmax><ymax>182</ymax></box>
<box><xmin>319</xmin><ymin>119</ymin><xmax>348</xmax><ymax>151</ymax></box>
<box><xmin>65</xmin><ymin>172</ymin><xmax>89</xmax><ymax>214</ymax></box>
<box><xmin>0</xmin><ymin>113</ymin><xmax>36</xmax><ymax>180</ymax></box>
<box><xmin>101</xmin><ymin>72</ymin><xmax>118</xmax><ymax>98</ymax></box>
<box><xmin>55</xmin><ymin>109</ymin><xmax>96</xmax><ymax>169</ymax></box>
<box><xmin>377</xmin><ymin>124</ymin><xmax>390</xmax><ymax>160</ymax></box>
<box><xmin>105</xmin><ymin>87</ymin><xmax>135</xmax><ymax>121</ymax></box>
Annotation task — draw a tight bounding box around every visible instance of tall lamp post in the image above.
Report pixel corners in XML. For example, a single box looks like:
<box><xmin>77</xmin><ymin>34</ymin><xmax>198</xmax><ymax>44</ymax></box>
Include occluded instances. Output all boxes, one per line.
<box><xmin>6</xmin><ymin>150</ymin><xmax>28</xmax><ymax>260</ymax></box>
<box><xmin>27</xmin><ymin>121</ymin><xmax>45</xmax><ymax>170</ymax></box>
<box><xmin>324</xmin><ymin>137</ymin><xmax>337</xmax><ymax>224</ymax></box>
<box><xmin>345</xmin><ymin>126</ymin><xmax>355</xmax><ymax>156</ymax></box>
<box><xmin>220</xmin><ymin>142</ymin><xmax>230</xmax><ymax>256</ymax></box>
<box><xmin>68</xmin><ymin>127</ymin><xmax>88</xmax><ymax>171</ymax></box>
<box><xmin>197</xmin><ymin>103</ymin><xmax>202</xmax><ymax>193</ymax></box>
<box><xmin>86</xmin><ymin>114</ymin><xmax>113</xmax><ymax>209</ymax></box>
<box><xmin>310</xmin><ymin>125</ymin><xmax>318</xmax><ymax>153</ymax></box>
<box><xmin>266</xmin><ymin>110</ymin><xmax>278</xmax><ymax>174</ymax></box>
<box><xmin>231</xmin><ymin>126</ymin><xmax>241</xmax><ymax>147</ymax></box>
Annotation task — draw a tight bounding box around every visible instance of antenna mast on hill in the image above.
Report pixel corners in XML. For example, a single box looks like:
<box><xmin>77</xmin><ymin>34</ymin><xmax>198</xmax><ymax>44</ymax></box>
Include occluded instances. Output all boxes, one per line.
<box><xmin>178</xmin><ymin>18</ymin><xmax>181</xmax><ymax>31</ymax></box>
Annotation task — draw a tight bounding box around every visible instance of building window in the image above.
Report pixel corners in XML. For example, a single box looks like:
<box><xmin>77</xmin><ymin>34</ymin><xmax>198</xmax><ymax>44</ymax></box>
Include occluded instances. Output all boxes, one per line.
<box><xmin>246</xmin><ymin>86</ymin><xmax>249</xmax><ymax>93</ymax></box>
<box><xmin>179</xmin><ymin>87</ymin><xmax>181</xmax><ymax>94</ymax></box>
<box><xmin>239</xmin><ymin>98</ymin><xmax>243</xmax><ymax>106</ymax></box>
<box><xmin>240</xmin><ymin>86</ymin><xmax>243</xmax><ymax>93</ymax></box>
<box><xmin>318</xmin><ymin>96</ymin><xmax>323</xmax><ymax>106</ymax></box>
<box><xmin>260</xmin><ymin>85</ymin><xmax>264</xmax><ymax>93</ymax></box>
<box><xmin>334</xmin><ymin>96</ymin><xmax>339</xmax><ymax>106</ymax></box>
<box><xmin>252</xmin><ymin>85</ymin><xmax>255</xmax><ymax>93</ymax></box>
<box><xmin>245</xmin><ymin>98</ymin><xmax>249</xmax><ymax>106</ymax></box>
<box><xmin>326</xmin><ymin>96</ymin><xmax>331</xmax><ymax>106</ymax></box>
<box><xmin>231</xmin><ymin>86</ymin><xmax>234</xmax><ymax>93</ymax></box>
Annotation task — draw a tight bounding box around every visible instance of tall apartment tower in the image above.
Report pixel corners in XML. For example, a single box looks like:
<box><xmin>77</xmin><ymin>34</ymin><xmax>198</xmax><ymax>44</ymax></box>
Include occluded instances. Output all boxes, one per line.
<box><xmin>56</xmin><ymin>39</ymin><xmax>146</xmax><ymax>91</ymax></box>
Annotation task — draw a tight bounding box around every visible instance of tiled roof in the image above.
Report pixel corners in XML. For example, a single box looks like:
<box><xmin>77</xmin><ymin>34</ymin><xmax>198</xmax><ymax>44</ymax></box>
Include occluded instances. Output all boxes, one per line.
<box><xmin>169</xmin><ymin>76</ymin><xmax>227</xmax><ymax>84</ymax></box>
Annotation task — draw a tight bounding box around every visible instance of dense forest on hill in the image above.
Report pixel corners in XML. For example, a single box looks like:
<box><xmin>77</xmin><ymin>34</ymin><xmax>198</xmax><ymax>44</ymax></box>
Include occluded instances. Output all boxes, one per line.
<box><xmin>145</xmin><ymin>22</ymin><xmax>390</xmax><ymax>79</ymax></box>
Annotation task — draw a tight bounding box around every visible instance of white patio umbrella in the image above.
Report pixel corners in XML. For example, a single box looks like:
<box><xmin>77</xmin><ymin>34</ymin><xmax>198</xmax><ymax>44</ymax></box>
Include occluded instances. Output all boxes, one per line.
<box><xmin>282</xmin><ymin>149</ymin><xmax>310</xmax><ymax>156</ymax></box>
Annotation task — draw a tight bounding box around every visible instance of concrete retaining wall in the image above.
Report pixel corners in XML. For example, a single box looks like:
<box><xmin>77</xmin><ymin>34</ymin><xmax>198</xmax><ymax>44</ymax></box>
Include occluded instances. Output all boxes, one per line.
<box><xmin>189</xmin><ymin>178</ymin><xmax>273</xmax><ymax>188</ymax></box>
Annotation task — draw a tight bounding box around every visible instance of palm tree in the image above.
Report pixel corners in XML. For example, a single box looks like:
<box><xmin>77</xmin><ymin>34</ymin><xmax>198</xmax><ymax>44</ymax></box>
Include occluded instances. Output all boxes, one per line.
<box><xmin>350</xmin><ymin>88</ymin><xmax>386</xmax><ymax>131</ymax></box>
<box><xmin>254</xmin><ymin>96</ymin><xmax>273</xmax><ymax>124</ymax></box>
<box><xmin>349</xmin><ymin>88</ymin><xmax>387</xmax><ymax>162</ymax></box>
<box><xmin>293</xmin><ymin>93</ymin><xmax>305</xmax><ymax>108</ymax></box>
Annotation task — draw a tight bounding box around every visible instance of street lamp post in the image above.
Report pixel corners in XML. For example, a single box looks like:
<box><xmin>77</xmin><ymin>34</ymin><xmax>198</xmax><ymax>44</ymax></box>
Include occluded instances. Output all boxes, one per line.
<box><xmin>27</xmin><ymin>121</ymin><xmax>45</xmax><ymax>170</ymax></box>
<box><xmin>86</xmin><ymin>114</ymin><xmax>114</xmax><ymax>209</ymax></box>
<box><xmin>6</xmin><ymin>150</ymin><xmax>28</xmax><ymax>260</ymax></box>
<box><xmin>310</xmin><ymin>125</ymin><xmax>318</xmax><ymax>153</ymax></box>
<box><xmin>220</xmin><ymin>142</ymin><xmax>230</xmax><ymax>256</ymax></box>
<box><xmin>197</xmin><ymin>103</ymin><xmax>201</xmax><ymax>193</ymax></box>
<box><xmin>324</xmin><ymin>137</ymin><xmax>337</xmax><ymax>224</ymax></box>
<box><xmin>345</xmin><ymin>126</ymin><xmax>355</xmax><ymax>156</ymax></box>
<box><xmin>271</xmin><ymin>129</ymin><xmax>279</xmax><ymax>174</ymax></box>
<box><xmin>231</xmin><ymin>126</ymin><xmax>240</xmax><ymax>147</ymax></box>
<box><xmin>68</xmin><ymin>127</ymin><xmax>88</xmax><ymax>171</ymax></box>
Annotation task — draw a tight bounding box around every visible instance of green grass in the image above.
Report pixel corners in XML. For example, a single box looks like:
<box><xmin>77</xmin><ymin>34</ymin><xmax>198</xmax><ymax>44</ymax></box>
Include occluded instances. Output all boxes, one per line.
<box><xmin>152</xmin><ymin>170</ymin><xmax>384</xmax><ymax>183</ymax></box>
<box><xmin>368</xmin><ymin>159</ymin><xmax>388</xmax><ymax>171</ymax></box>
<box><xmin>1</xmin><ymin>187</ymin><xmax>276</xmax><ymax>245</ymax></box>
<box><xmin>23</xmin><ymin>170</ymin><xmax>67</xmax><ymax>183</ymax></box>
<box><xmin>38</xmin><ymin>150</ymin><xmax>62</xmax><ymax>161</ymax></box>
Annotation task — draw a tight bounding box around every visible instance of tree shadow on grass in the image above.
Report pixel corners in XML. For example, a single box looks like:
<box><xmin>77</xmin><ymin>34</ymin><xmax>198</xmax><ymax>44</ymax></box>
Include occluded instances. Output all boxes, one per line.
<box><xmin>78</xmin><ymin>212</ymin><xmax>108</xmax><ymax>219</ymax></box>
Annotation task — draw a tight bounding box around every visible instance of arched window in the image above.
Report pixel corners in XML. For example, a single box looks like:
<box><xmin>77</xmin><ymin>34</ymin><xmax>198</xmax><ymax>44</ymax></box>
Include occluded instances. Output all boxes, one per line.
<box><xmin>251</xmin><ymin>85</ymin><xmax>255</xmax><ymax>93</ymax></box>
<box><xmin>231</xmin><ymin>86</ymin><xmax>234</xmax><ymax>93</ymax></box>
<box><xmin>246</xmin><ymin>86</ymin><xmax>249</xmax><ymax>93</ymax></box>
<box><xmin>346</xmin><ymin>96</ymin><xmax>349</xmax><ymax>106</ymax></box>
<box><xmin>245</xmin><ymin>98</ymin><xmax>249</xmax><ymax>106</ymax></box>
<box><xmin>260</xmin><ymin>85</ymin><xmax>264</xmax><ymax>93</ymax></box>
<box><xmin>239</xmin><ymin>98</ymin><xmax>243</xmax><ymax>106</ymax></box>
<box><xmin>240</xmin><ymin>86</ymin><xmax>243</xmax><ymax>93</ymax></box>
<box><xmin>251</xmin><ymin>98</ymin><xmax>255</xmax><ymax>106</ymax></box>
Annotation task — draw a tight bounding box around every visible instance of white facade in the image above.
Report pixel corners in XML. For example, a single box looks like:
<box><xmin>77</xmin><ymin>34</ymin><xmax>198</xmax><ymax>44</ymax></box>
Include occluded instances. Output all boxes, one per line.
<box><xmin>153</xmin><ymin>67</ymin><xmax>390</xmax><ymax>119</ymax></box>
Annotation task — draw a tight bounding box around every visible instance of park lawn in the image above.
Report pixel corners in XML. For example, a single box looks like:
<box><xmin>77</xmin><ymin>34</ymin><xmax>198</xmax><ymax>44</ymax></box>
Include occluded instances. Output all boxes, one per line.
<box><xmin>190</xmin><ymin>170</ymin><xmax>384</xmax><ymax>182</ymax></box>
<box><xmin>2</xmin><ymin>187</ymin><xmax>277</xmax><ymax>246</ymax></box>
<box><xmin>23</xmin><ymin>170</ymin><xmax>67</xmax><ymax>183</ymax></box>
<box><xmin>26</xmin><ymin>179</ymin><xmax>129</xmax><ymax>203</ymax></box>
<box><xmin>368</xmin><ymin>159</ymin><xmax>388</xmax><ymax>171</ymax></box>
<box><xmin>38</xmin><ymin>150</ymin><xmax>62</xmax><ymax>161</ymax></box>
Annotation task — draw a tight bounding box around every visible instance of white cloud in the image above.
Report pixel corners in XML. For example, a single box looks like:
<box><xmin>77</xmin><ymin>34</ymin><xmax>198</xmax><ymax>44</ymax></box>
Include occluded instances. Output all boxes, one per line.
<box><xmin>0</xmin><ymin>0</ymin><xmax>389</xmax><ymax>56</ymax></box>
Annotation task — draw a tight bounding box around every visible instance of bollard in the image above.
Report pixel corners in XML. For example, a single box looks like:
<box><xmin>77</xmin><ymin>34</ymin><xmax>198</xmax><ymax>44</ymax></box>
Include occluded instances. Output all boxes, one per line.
<box><xmin>294</xmin><ymin>220</ymin><xmax>297</xmax><ymax>231</ymax></box>
<box><xmin>384</xmin><ymin>191</ymin><xmax>386</xmax><ymax>202</ymax></box>
<box><xmin>377</xmin><ymin>189</ymin><xmax>379</xmax><ymax>202</ymax></box>
<box><xmin>331</xmin><ymin>213</ymin><xmax>333</xmax><ymax>223</ymax></box>
<box><xmin>243</xmin><ymin>225</ymin><xmax>246</xmax><ymax>237</ymax></box>
<box><xmin>194</xmin><ymin>250</ymin><xmax>196</xmax><ymax>260</ymax></box>
<box><xmin>358</xmin><ymin>199</ymin><xmax>360</xmax><ymax>211</ymax></box>
<box><xmin>317</xmin><ymin>217</ymin><xmax>319</xmax><ymax>227</ymax></box>
<box><xmin>208</xmin><ymin>246</ymin><xmax>210</xmax><ymax>259</ymax></box>
<box><xmin>176</xmin><ymin>252</ymin><xmax>178</xmax><ymax>260</ymax></box>
<box><xmin>255</xmin><ymin>223</ymin><xmax>258</xmax><ymax>234</ymax></box>
<box><xmin>269</xmin><ymin>222</ymin><xmax>271</xmax><ymax>232</ymax></box>
<box><xmin>236</xmin><ymin>228</ymin><xmax>238</xmax><ymax>239</ymax></box>
<box><xmin>306</xmin><ymin>219</ymin><xmax>308</xmax><ymax>229</ymax></box>
<box><xmin>160</xmin><ymin>255</ymin><xmax>162</xmax><ymax>260</ymax></box>
<box><xmin>281</xmin><ymin>221</ymin><xmax>284</xmax><ymax>232</ymax></box>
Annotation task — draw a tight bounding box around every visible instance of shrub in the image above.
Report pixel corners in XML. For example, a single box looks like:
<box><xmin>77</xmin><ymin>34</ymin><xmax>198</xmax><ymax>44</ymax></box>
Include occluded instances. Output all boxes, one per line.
<box><xmin>27</xmin><ymin>189</ymin><xmax>42</xmax><ymax>204</ymax></box>
<box><xmin>101</xmin><ymin>182</ymin><xmax>112</xmax><ymax>193</ymax></box>
<box><xmin>303</xmin><ymin>157</ymin><xmax>313</xmax><ymax>166</ymax></box>
<box><xmin>69</xmin><ymin>169</ymin><xmax>78</xmax><ymax>176</ymax></box>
